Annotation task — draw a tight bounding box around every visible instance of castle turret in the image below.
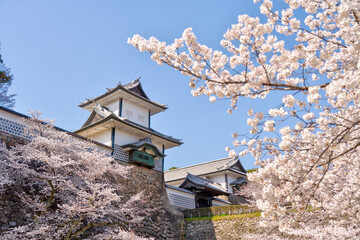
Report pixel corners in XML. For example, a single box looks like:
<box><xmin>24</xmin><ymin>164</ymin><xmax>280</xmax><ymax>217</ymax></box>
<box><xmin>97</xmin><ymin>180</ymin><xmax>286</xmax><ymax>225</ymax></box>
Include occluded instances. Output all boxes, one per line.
<box><xmin>74</xmin><ymin>78</ymin><xmax>182</xmax><ymax>172</ymax></box>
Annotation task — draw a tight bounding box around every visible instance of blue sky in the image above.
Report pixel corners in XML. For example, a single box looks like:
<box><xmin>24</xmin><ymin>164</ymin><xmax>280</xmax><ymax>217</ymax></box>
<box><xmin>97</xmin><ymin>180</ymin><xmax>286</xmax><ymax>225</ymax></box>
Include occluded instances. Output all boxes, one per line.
<box><xmin>0</xmin><ymin>0</ymin><xmax>278</xmax><ymax>170</ymax></box>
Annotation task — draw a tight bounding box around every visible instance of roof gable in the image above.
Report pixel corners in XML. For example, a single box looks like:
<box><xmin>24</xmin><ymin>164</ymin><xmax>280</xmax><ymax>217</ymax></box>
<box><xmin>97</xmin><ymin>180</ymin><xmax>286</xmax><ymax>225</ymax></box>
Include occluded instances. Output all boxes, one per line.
<box><xmin>218</xmin><ymin>157</ymin><xmax>247</xmax><ymax>174</ymax></box>
<box><xmin>229</xmin><ymin>159</ymin><xmax>247</xmax><ymax>174</ymax></box>
<box><xmin>123</xmin><ymin>78</ymin><xmax>149</xmax><ymax>100</ymax></box>
<box><xmin>82</xmin><ymin>111</ymin><xmax>104</xmax><ymax>128</ymax></box>
<box><xmin>164</xmin><ymin>157</ymin><xmax>247</xmax><ymax>182</ymax></box>
<box><xmin>81</xmin><ymin>103</ymin><xmax>112</xmax><ymax>128</ymax></box>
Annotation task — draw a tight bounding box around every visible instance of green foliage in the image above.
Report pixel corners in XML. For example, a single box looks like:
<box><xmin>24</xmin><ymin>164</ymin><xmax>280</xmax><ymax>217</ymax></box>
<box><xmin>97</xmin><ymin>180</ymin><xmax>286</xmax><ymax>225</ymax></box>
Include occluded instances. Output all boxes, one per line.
<box><xmin>246</xmin><ymin>168</ymin><xmax>259</xmax><ymax>173</ymax></box>
<box><xmin>168</xmin><ymin>166</ymin><xmax>179</xmax><ymax>171</ymax></box>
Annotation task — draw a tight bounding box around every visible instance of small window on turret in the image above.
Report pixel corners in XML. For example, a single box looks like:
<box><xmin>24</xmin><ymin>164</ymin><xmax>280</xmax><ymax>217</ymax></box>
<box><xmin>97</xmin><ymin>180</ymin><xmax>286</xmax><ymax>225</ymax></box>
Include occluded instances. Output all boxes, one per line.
<box><xmin>138</xmin><ymin>115</ymin><xmax>145</xmax><ymax>122</ymax></box>
<box><xmin>126</xmin><ymin>110</ymin><xmax>132</xmax><ymax>118</ymax></box>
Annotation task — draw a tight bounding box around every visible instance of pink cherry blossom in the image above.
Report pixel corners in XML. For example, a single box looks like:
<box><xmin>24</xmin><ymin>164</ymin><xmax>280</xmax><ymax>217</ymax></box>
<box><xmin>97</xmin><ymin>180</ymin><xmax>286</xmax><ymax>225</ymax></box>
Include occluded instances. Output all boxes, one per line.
<box><xmin>129</xmin><ymin>0</ymin><xmax>360</xmax><ymax>238</ymax></box>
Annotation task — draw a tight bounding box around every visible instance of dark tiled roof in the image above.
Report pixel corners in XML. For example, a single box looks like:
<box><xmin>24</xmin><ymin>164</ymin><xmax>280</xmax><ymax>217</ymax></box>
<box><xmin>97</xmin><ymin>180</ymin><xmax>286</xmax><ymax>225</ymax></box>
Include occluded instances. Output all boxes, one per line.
<box><xmin>123</xmin><ymin>78</ymin><xmax>150</xmax><ymax>100</ymax></box>
<box><xmin>230</xmin><ymin>178</ymin><xmax>247</xmax><ymax>186</ymax></box>
<box><xmin>79</xmin><ymin>79</ymin><xmax>167</xmax><ymax>110</ymax></box>
<box><xmin>179</xmin><ymin>174</ymin><xmax>229</xmax><ymax>196</ymax></box>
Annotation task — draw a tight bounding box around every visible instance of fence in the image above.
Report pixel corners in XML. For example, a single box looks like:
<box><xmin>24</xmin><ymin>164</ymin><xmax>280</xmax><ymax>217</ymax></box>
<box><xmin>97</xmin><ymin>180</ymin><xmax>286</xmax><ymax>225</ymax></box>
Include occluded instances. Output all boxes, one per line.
<box><xmin>183</xmin><ymin>204</ymin><xmax>259</xmax><ymax>218</ymax></box>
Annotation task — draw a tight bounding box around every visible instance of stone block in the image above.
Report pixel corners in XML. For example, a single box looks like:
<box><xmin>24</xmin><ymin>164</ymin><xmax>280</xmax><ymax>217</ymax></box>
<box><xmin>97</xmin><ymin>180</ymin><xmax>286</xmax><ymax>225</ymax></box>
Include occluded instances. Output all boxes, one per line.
<box><xmin>8</xmin><ymin>222</ymin><xmax>16</xmax><ymax>227</ymax></box>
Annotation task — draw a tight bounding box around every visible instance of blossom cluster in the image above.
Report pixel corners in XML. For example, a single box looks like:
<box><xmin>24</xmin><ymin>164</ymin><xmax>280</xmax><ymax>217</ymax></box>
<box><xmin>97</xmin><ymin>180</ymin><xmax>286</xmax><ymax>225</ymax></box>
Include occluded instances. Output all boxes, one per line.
<box><xmin>0</xmin><ymin>113</ymin><xmax>148</xmax><ymax>239</ymax></box>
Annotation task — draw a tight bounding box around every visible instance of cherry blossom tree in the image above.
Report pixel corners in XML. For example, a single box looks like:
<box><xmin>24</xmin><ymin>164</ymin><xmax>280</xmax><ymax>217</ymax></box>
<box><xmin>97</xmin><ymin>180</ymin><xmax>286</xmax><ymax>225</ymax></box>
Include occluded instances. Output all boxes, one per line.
<box><xmin>129</xmin><ymin>0</ymin><xmax>360</xmax><ymax>238</ymax></box>
<box><xmin>236</xmin><ymin>181</ymin><xmax>262</xmax><ymax>206</ymax></box>
<box><xmin>0</xmin><ymin>112</ymin><xmax>149</xmax><ymax>240</ymax></box>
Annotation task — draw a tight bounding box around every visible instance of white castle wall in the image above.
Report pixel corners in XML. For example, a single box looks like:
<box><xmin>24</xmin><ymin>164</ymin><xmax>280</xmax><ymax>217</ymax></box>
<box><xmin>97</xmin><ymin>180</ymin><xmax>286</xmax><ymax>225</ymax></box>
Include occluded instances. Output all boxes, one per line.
<box><xmin>88</xmin><ymin>129</ymin><xmax>112</xmax><ymax>146</ymax></box>
<box><xmin>106</xmin><ymin>100</ymin><xmax>120</xmax><ymax>116</ymax></box>
<box><xmin>0</xmin><ymin>110</ymin><xmax>25</xmax><ymax>123</ymax></box>
<box><xmin>122</xmin><ymin>100</ymin><xmax>149</xmax><ymax>127</ymax></box>
<box><xmin>152</xmin><ymin>140</ymin><xmax>163</xmax><ymax>153</ymax></box>
<box><xmin>209</xmin><ymin>174</ymin><xmax>227</xmax><ymax>190</ymax></box>
<box><xmin>114</xmin><ymin>128</ymin><xmax>138</xmax><ymax>146</ymax></box>
<box><xmin>227</xmin><ymin>174</ymin><xmax>238</xmax><ymax>194</ymax></box>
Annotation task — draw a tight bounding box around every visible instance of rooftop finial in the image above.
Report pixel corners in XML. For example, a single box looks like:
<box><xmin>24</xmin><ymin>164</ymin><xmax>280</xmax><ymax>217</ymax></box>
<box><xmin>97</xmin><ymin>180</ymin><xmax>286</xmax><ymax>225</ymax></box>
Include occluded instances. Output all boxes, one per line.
<box><xmin>133</xmin><ymin>76</ymin><xmax>141</xmax><ymax>84</ymax></box>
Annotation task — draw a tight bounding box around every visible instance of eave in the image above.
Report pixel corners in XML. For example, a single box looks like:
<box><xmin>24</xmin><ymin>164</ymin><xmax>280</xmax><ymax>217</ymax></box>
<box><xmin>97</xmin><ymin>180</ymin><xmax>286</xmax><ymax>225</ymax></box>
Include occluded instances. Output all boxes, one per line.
<box><xmin>73</xmin><ymin>115</ymin><xmax>182</xmax><ymax>150</ymax></box>
<box><xmin>179</xmin><ymin>175</ymin><xmax>230</xmax><ymax>196</ymax></box>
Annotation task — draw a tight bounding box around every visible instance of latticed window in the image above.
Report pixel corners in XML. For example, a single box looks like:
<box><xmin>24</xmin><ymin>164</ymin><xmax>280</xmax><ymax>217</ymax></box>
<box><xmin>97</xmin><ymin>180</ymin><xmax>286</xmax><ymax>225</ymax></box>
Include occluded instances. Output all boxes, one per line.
<box><xmin>129</xmin><ymin>150</ymin><xmax>155</xmax><ymax>168</ymax></box>
<box><xmin>126</xmin><ymin>110</ymin><xmax>132</xmax><ymax>118</ymax></box>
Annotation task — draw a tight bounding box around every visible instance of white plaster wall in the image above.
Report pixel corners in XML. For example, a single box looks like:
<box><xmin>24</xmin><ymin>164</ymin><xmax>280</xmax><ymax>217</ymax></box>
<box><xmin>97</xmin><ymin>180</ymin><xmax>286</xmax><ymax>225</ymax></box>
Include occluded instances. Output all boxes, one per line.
<box><xmin>122</xmin><ymin>99</ymin><xmax>149</xmax><ymax>127</ymax></box>
<box><xmin>114</xmin><ymin>128</ymin><xmax>139</xmax><ymax>146</ymax></box>
<box><xmin>106</xmin><ymin>100</ymin><xmax>120</xmax><ymax>116</ymax></box>
<box><xmin>0</xmin><ymin>109</ymin><xmax>24</xmax><ymax>123</ymax></box>
<box><xmin>209</xmin><ymin>174</ymin><xmax>226</xmax><ymax>190</ymax></box>
<box><xmin>88</xmin><ymin>129</ymin><xmax>112</xmax><ymax>146</ymax></box>
<box><xmin>227</xmin><ymin>174</ymin><xmax>238</xmax><ymax>194</ymax></box>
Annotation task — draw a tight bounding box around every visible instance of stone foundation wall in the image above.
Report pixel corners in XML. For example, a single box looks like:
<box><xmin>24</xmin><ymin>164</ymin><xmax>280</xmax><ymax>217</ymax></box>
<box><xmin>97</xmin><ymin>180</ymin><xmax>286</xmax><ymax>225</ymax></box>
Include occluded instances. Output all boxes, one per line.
<box><xmin>184</xmin><ymin>217</ymin><xmax>263</xmax><ymax>240</ymax></box>
<box><xmin>0</xmin><ymin>185</ymin><xmax>34</xmax><ymax>231</ymax></box>
<box><xmin>117</xmin><ymin>161</ymin><xmax>183</xmax><ymax>239</ymax></box>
